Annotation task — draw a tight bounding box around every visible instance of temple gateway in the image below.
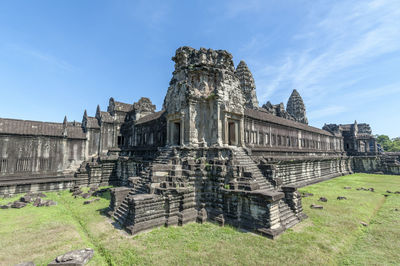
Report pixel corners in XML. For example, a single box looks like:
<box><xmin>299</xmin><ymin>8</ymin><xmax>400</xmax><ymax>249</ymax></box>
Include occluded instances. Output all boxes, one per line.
<box><xmin>0</xmin><ymin>47</ymin><xmax>399</xmax><ymax>238</ymax></box>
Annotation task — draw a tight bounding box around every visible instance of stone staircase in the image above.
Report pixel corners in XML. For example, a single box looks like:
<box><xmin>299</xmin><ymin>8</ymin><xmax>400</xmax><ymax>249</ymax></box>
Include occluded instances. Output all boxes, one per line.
<box><xmin>130</xmin><ymin>168</ymin><xmax>151</xmax><ymax>194</ymax></box>
<box><xmin>111</xmin><ymin>146</ymin><xmax>176</xmax><ymax>226</ymax></box>
<box><xmin>279</xmin><ymin>199</ymin><xmax>299</xmax><ymax>229</ymax></box>
<box><xmin>112</xmin><ymin>188</ymin><xmax>137</xmax><ymax>226</ymax></box>
<box><xmin>233</xmin><ymin>148</ymin><xmax>274</xmax><ymax>190</ymax></box>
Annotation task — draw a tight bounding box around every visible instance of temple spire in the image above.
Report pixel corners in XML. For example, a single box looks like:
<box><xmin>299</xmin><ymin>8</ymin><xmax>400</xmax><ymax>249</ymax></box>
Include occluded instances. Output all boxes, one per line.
<box><xmin>95</xmin><ymin>105</ymin><xmax>101</xmax><ymax>120</ymax></box>
<box><xmin>235</xmin><ymin>60</ymin><xmax>259</xmax><ymax>109</ymax></box>
<box><xmin>62</xmin><ymin>116</ymin><xmax>68</xmax><ymax>137</ymax></box>
<box><xmin>286</xmin><ymin>89</ymin><xmax>308</xmax><ymax>124</ymax></box>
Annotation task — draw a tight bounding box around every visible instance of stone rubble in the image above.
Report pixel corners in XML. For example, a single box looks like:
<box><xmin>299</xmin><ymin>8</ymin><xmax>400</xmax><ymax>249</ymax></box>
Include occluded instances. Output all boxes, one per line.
<box><xmin>360</xmin><ymin>222</ymin><xmax>368</xmax><ymax>227</ymax></box>
<box><xmin>310</xmin><ymin>204</ymin><xmax>323</xmax><ymax>209</ymax></box>
<box><xmin>48</xmin><ymin>248</ymin><xmax>94</xmax><ymax>266</ymax></box>
<box><xmin>83</xmin><ymin>198</ymin><xmax>100</xmax><ymax>205</ymax></box>
<box><xmin>319</xmin><ymin>197</ymin><xmax>328</xmax><ymax>202</ymax></box>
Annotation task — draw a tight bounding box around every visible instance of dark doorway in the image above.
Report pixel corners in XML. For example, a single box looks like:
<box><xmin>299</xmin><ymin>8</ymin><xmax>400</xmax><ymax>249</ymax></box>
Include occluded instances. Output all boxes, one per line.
<box><xmin>228</xmin><ymin>122</ymin><xmax>236</xmax><ymax>146</ymax></box>
<box><xmin>173</xmin><ymin>122</ymin><xmax>181</xmax><ymax>145</ymax></box>
<box><xmin>118</xmin><ymin>136</ymin><xmax>125</xmax><ymax>147</ymax></box>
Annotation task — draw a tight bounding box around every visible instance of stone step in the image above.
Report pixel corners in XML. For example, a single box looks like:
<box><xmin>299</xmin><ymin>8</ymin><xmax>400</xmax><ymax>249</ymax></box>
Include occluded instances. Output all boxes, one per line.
<box><xmin>113</xmin><ymin>211</ymin><xmax>128</xmax><ymax>222</ymax></box>
<box><xmin>283</xmin><ymin>216</ymin><xmax>299</xmax><ymax>228</ymax></box>
<box><xmin>114</xmin><ymin>209</ymin><xmax>128</xmax><ymax>218</ymax></box>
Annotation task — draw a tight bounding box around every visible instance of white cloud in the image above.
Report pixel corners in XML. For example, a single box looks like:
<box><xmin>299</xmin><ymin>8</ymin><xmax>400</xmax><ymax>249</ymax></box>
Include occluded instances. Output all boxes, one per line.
<box><xmin>345</xmin><ymin>82</ymin><xmax>400</xmax><ymax>99</ymax></box>
<box><xmin>252</xmin><ymin>0</ymin><xmax>400</xmax><ymax>101</ymax></box>
<box><xmin>308</xmin><ymin>105</ymin><xmax>347</xmax><ymax>120</ymax></box>
<box><xmin>7</xmin><ymin>44</ymin><xmax>76</xmax><ymax>72</ymax></box>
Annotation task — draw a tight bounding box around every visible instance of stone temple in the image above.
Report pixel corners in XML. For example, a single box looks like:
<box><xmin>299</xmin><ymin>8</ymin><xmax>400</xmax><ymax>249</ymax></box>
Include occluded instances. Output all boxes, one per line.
<box><xmin>0</xmin><ymin>47</ymin><xmax>399</xmax><ymax>238</ymax></box>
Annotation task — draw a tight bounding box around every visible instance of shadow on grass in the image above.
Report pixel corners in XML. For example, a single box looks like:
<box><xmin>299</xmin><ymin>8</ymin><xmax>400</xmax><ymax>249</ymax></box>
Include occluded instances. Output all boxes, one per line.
<box><xmin>92</xmin><ymin>188</ymin><xmax>112</xmax><ymax>200</ymax></box>
<box><xmin>96</xmin><ymin>206</ymin><xmax>126</xmax><ymax>231</ymax></box>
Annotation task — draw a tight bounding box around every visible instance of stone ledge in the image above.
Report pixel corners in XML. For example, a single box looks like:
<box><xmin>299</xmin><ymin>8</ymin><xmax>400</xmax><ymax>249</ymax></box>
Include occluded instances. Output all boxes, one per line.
<box><xmin>221</xmin><ymin>188</ymin><xmax>284</xmax><ymax>202</ymax></box>
<box><xmin>256</xmin><ymin>226</ymin><xmax>285</xmax><ymax>239</ymax></box>
<box><xmin>282</xmin><ymin>172</ymin><xmax>349</xmax><ymax>189</ymax></box>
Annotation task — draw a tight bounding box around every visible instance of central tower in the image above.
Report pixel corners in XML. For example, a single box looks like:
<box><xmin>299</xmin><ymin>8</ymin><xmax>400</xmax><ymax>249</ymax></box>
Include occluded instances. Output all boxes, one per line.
<box><xmin>163</xmin><ymin>47</ymin><xmax>245</xmax><ymax>147</ymax></box>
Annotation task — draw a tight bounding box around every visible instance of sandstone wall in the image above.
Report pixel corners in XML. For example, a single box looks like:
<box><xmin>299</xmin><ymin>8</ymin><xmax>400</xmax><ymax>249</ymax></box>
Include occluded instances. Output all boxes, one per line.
<box><xmin>257</xmin><ymin>158</ymin><xmax>352</xmax><ymax>188</ymax></box>
<box><xmin>352</xmin><ymin>156</ymin><xmax>400</xmax><ymax>175</ymax></box>
<box><xmin>0</xmin><ymin>135</ymin><xmax>86</xmax><ymax>176</ymax></box>
<box><xmin>244</xmin><ymin>115</ymin><xmax>343</xmax><ymax>153</ymax></box>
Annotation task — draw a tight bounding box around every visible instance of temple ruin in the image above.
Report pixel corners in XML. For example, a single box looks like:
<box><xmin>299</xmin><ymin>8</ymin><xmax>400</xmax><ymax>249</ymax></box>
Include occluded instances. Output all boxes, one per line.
<box><xmin>1</xmin><ymin>46</ymin><xmax>399</xmax><ymax>238</ymax></box>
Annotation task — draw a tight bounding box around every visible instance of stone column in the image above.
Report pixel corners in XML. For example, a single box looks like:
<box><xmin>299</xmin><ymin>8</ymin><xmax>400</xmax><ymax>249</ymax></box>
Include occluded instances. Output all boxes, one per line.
<box><xmin>216</xmin><ymin>101</ymin><xmax>223</xmax><ymax>146</ymax></box>
<box><xmin>269</xmin><ymin>126</ymin><xmax>272</xmax><ymax>147</ymax></box>
<box><xmin>84</xmin><ymin>131</ymin><xmax>89</xmax><ymax>160</ymax></box>
<box><xmin>98</xmin><ymin>125</ymin><xmax>103</xmax><ymax>156</ymax></box>
<box><xmin>239</xmin><ymin>117</ymin><xmax>244</xmax><ymax>147</ymax></box>
<box><xmin>166</xmin><ymin>118</ymin><xmax>170</xmax><ymax>146</ymax></box>
<box><xmin>180</xmin><ymin>113</ymin><xmax>185</xmax><ymax>146</ymax></box>
<box><xmin>223</xmin><ymin>112</ymin><xmax>228</xmax><ymax>146</ymax></box>
<box><xmin>234</xmin><ymin>121</ymin><xmax>239</xmax><ymax>146</ymax></box>
<box><xmin>188</xmin><ymin>101</ymin><xmax>198</xmax><ymax>147</ymax></box>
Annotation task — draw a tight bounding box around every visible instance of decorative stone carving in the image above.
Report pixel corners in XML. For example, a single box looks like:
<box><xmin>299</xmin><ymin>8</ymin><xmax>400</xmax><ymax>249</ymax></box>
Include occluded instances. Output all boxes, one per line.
<box><xmin>133</xmin><ymin>97</ymin><xmax>156</xmax><ymax>114</ymax></box>
<box><xmin>163</xmin><ymin>46</ymin><xmax>244</xmax><ymax>147</ymax></box>
<box><xmin>262</xmin><ymin>101</ymin><xmax>294</xmax><ymax>120</ymax></box>
<box><xmin>132</xmin><ymin>97</ymin><xmax>156</xmax><ymax>120</ymax></box>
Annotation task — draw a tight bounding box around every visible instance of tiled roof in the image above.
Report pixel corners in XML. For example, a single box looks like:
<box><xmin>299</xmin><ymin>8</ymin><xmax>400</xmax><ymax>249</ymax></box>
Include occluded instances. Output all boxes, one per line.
<box><xmin>136</xmin><ymin>110</ymin><xmax>165</xmax><ymax>125</ymax></box>
<box><xmin>66</xmin><ymin>125</ymin><xmax>86</xmax><ymax>139</ymax></box>
<box><xmin>245</xmin><ymin>109</ymin><xmax>334</xmax><ymax>137</ymax></box>
<box><xmin>0</xmin><ymin>118</ymin><xmax>63</xmax><ymax>137</ymax></box>
<box><xmin>0</xmin><ymin>117</ymin><xmax>86</xmax><ymax>139</ymax></box>
<box><xmin>86</xmin><ymin>116</ymin><xmax>100</xmax><ymax>129</ymax></box>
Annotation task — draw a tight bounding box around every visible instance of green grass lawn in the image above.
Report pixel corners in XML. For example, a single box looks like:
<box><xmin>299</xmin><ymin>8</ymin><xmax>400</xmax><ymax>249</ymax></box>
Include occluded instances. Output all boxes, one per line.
<box><xmin>0</xmin><ymin>173</ymin><xmax>399</xmax><ymax>266</ymax></box>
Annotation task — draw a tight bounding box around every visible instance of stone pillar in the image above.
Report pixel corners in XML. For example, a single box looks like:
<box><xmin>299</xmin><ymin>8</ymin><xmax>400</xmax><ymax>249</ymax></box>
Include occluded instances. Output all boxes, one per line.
<box><xmin>239</xmin><ymin>117</ymin><xmax>244</xmax><ymax>147</ymax></box>
<box><xmin>216</xmin><ymin>101</ymin><xmax>223</xmax><ymax>146</ymax></box>
<box><xmin>269</xmin><ymin>126</ymin><xmax>272</xmax><ymax>147</ymax></box>
<box><xmin>234</xmin><ymin>121</ymin><xmax>239</xmax><ymax>146</ymax></box>
<box><xmin>222</xmin><ymin>112</ymin><xmax>229</xmax><ymax>145</ymax></box>
<box><xmin>166</xmin><ymin>119</ymin><xmax>170</xmax><ymax>146</ymax></box>
<box><xmin>180</xmin><ymin>113</ymin><xmax>185</xmax><ymax>146</ymax></box>
<box><xmin>61</xmin><ymin>138</ymin><xmax>68</xmax><ymax>172</ymax></box>
<box><xmin>84</xmin><ymin>131</ymin><xmax>90</xmax><ymax>160</ymax></box>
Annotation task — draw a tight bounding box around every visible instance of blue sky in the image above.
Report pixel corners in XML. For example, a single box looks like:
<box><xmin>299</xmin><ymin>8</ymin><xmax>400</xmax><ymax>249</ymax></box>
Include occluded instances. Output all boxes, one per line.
<box><xmin>0</xmin><ymin>0</ymin><xmax>399</xmax><ymax>137</ymax></box>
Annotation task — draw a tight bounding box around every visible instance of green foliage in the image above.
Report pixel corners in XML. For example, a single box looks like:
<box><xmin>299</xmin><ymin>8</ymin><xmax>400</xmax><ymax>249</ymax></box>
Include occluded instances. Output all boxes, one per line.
<box><xmin>376</xmin><ymin>134</ymin><xmax>400</xmax><ymax>151</ymax></box>
<box><xmin>206</xmin><ymin>92</ymin><xmax>216</xmax><ymax>100</ymax></box>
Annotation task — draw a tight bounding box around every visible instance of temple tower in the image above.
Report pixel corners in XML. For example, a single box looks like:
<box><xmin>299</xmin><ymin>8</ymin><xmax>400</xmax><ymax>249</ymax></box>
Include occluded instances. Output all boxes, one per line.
<box><xmin>235</xmin><ymin>60</ymin><xmax>259</xmax><ymax>109</ymax></box>
<box><xmin>163</xmin><ymin>47</ymin><xmax>245</xmax><ymax>147</ymax></box>
<box><xmin>286</xmin><ymin>89</ymin><xmax>308</xmax><ymax>124</ymax></box>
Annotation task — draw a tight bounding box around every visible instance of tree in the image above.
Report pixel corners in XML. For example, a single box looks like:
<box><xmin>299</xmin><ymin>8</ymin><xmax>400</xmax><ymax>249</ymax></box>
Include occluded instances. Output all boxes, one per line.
<box><xmin>375</xmin><ymin>135</ymin><xmax>400</xmax><ymax>152</ymax></box>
